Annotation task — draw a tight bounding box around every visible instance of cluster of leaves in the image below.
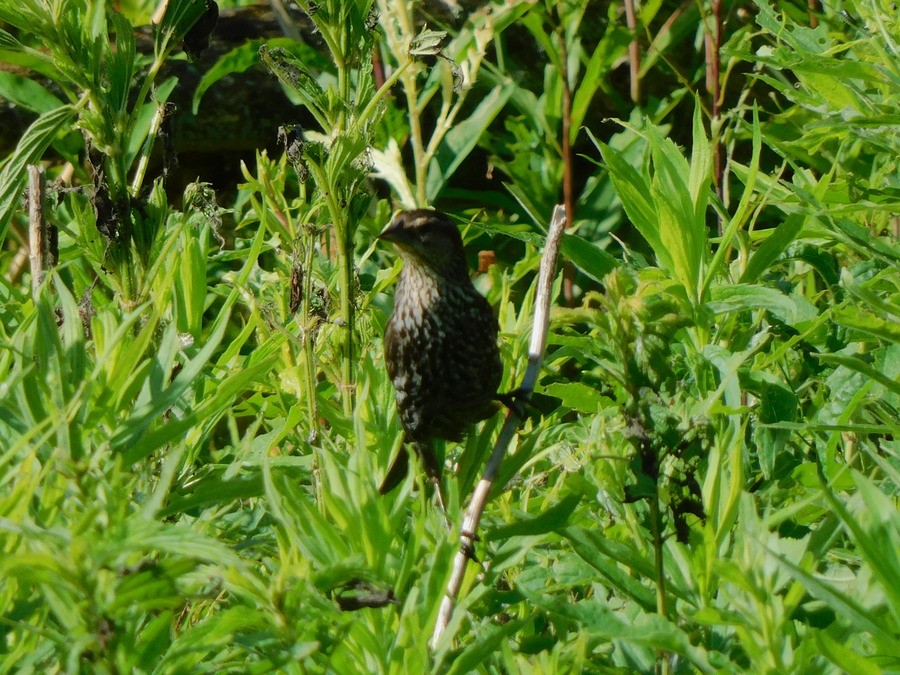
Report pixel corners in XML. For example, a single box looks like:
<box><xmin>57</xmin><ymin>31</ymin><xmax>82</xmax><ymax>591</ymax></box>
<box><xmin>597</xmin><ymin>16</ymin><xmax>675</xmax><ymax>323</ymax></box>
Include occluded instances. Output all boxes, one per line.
<box><xmin>0</xmin><ymin>0</ymin><xmax>897</xmax><ymax>672</ymax></box>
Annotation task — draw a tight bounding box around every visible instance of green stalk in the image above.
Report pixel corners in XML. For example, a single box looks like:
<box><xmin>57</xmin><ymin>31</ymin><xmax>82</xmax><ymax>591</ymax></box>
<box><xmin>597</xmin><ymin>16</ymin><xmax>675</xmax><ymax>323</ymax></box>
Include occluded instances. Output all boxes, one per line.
<box><xmin>300</xmin><ymin>229</ymin><xmax>319</xmax><ymax>437</ymax></box>
<box><xmin>390</xmin><ymin>0</ymin><xmax>427</xmax><ymax>205</ymax></box>
<box><xmin>354</xmin><ymin>58</ymin><xmax>412</xmax><ymax>131</ymax></box>
<box><xmin>337</xmin><ymin>237</ymin><xmax>354</xmax><ymax>414</ymax></box>
<box><xmin>421</xmin><ymin>67</ymin><xmax>460</xmax><ymax>175</ymax></box>
<box><xmin>129</xmin><ymin>100</ymin><xmax>166</xmax><ymax>199</ymax></box>
<box><xmin>403</xmin><ymin>71</ymin><xmax>426</xmax><ymax>206</ymax></box>
<box><xmin>649</xmin><ymin>490</ymin><xmax>668</xmax><ymax>619</ymax></box>
<box><xmin>649</xmin><ymin>479</ymin><xmax>670</xmax><ymax>675</ymax></box>
<box><xmin>125</xmin><ymin>55</ymin><xmax>166</xmax><ymax>160</ymax></box>
<box><xmin>333</xmin><ymin>38</ymin><xmax>348</xmax><ymax>133</ymax></box>
<box><xmin>306</xmin><ymin>159</ymin><xmax>354</xmax><ymax>414</ymax></box>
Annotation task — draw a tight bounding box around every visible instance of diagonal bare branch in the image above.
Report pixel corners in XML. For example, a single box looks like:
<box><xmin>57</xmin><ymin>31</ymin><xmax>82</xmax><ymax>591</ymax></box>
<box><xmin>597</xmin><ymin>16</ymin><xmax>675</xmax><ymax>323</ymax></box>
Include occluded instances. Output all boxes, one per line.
<box><xmin>431</xmin><ymin>204</ymin><xmax>567</xmax><ymax>648</ymax></box>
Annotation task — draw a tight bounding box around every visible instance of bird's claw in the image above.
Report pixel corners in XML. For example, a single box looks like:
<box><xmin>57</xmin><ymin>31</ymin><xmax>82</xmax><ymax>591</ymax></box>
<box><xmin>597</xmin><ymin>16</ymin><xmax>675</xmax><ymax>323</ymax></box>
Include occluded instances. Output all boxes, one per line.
<box><xmin>460</xmin><ymin>529</ymin><xmax>480</xmax><ymax>562</ymax></box>
<box><xmin>497</xmin><ymin>388</ymin><xmax>531</xmax><ymax>418</ymax></box>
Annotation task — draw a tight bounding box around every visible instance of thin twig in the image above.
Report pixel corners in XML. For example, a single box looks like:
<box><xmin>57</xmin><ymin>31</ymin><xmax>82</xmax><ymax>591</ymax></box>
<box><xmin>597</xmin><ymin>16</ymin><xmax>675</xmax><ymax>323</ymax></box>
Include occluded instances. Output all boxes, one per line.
<box><xmin>431</xmin><ymin>204</ymin><xmax>567</xmax><ymax>649</ymax></box>
<box><xmin>28</xmin><ymin>165</ymin><xmax>47</xmax><ymax>297</ymax></box>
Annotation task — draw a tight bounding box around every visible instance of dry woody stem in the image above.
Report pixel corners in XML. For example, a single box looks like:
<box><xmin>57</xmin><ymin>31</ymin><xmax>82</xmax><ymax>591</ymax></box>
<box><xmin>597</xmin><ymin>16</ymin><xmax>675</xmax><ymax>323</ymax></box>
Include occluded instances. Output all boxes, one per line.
<box><xmin>431</xmin><ymin>204</ymin><xmax>567</xmax><ymax>648</ymax></box>
<box><xmin>28</xmin><ymin>165</ymin><xmax>47</xmax><ymax>297</ymax></box>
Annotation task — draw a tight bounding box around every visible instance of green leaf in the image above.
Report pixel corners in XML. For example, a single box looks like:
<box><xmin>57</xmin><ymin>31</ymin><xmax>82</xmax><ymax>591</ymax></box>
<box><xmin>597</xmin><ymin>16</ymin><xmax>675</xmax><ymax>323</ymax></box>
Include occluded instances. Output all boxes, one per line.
<box><xmin>502</xmin><ymin>180</ymin><xmax>548</xmax><ymax>231</ymax></box>
<box><xmin>813</xmin><ymin>630</ymin><xmax>881</xmax><ymax>675</ymax></box>
<box><xmin>0</xmin><ymin>104</ymin><xmax>76</xmax><ymax>245</ymax></box>
<box><xmin>706</xmin><ymin>105</ymin><xmax>761</xmax><ymax>296</ymax></box>
<box><xmin>570</xmin><ymin>24</ymin><xmax>624</xmax><ymax>139</ymax></box>
<box><xmin>814</xmin><ymin>353</ymin><xmax>900</xmax><ymax>397</ymax></box>
<box><xmin>560</xmin><ymin>234</ymin><xmax>619</xmax><ymax>283</ymax></box>
<box><xmin>160</xmin><ymin>475</ymin><xmax>265</xmax><ymax>517</ymax></box>
<box><xmin>155</xmin><ymin>0</ymin><xmax>208</xmax><ymax>50</ymax></box>
<box><xmin>847</xmin><ymin>472</ymin><xmax>900</xmax><ymax>625</ymax></box>
<box><xmin>487</xmin><ymin>494</ymin><xmax>581</xmax><ymax>540</ymax></box>
<box><xmin>831</xmin><ymin>217</ymin><xmax>900</xmax><ymax>263</ymax></box>
<box><xmin>125</xmin><ymin>76</ymin><xmax>179</xmax><ymax>171</ymax></box>
<box><xmin>106</xmin><ymin>12</ymin><xmax>135</xmax><ymax>113</ymax></box>
<box><xmin>688</xmin><ymin>99</ymin><xmax>712</xmax><ymax>225</ymax></box>
<box><xmin>122</xmin><ymin>350</ymin><xmax>279</xmax><ymax>465</ymax></box>
<box><xmin>425</xmin><ymin>82</ymin><xmax>514</xmax><ymax>202</ymax></box>
<box><xmin>707</xmin><ymin>283</ymin><xmax>819</xmax><ymax>328</ymax></box>
<box><xmin>596</xmin><ymin>139</ymin><xmax>666</xmax><ymax>266</ymax></box>
<box><xmin>259</xmin><ymin>45</ymin><xmax>331</xmax><ymax>130</ymax></box>
<box><xmin>193</xmin><ymin>38</ymin><xmax>327</xmax><ymax>114</ymax></box>
<box><xmin>192</xmin><ymin>40</ymin><xmax>261</xmax><ymax>113</ymax></box>
<box><xmin>446</xmin><ymin>619</ymin><xmax>530</xmax><ymax>675</ymax></box>
<box><xmin>742</xmin><ymin>370</ymin><xmax>799</xmax><ymax>477</ymax></box>
<box><xmin>110</xmin><ymin>305</ymin><xmax>232</xmax><ymax>455</ymax></box>
<box><xmin>0</xmin><ymin>71</ymin><xmax>64</xmax><ymax>114</ymax></box>
<box><xmin>519</xmin><ymin>582</ymin><xmax>714</xmax><ymax>669</ymax></box>
<box><xmin>541</xmin><ymin>380</ymin><xmax>607</xmax><ymax>413</ymax></box>
<box><xmin>742</xmin><ymin>214</ymin><xmax>806</xmax><ymax>283</ymax></box>
<box><xmin>0</xmin><ymin>26</ymin><xmax>24</xmax><ymax>49</ymax></box>
<box><xmin>408</xmin><ymin>28</ymin><xmax>447</xmax><ymax>56</ymax></box>
<box><xmin>563</xmin><ymin>527</ymin><xmax>658</xmax><ymax>611</ymax></box>
<box><xmin>264</xmin><ymin>467</ymin><xmax>351</xmax><ymax>565</ymax></box>
<box><xmin>765</xmin><ymin>540</ymin><xmax>894</xmax><ymax>640</ymax></box>
<box><xmin>646</xmin><ymin>117</ymin><xmax>707</xmax><ymax>300</ymax></box>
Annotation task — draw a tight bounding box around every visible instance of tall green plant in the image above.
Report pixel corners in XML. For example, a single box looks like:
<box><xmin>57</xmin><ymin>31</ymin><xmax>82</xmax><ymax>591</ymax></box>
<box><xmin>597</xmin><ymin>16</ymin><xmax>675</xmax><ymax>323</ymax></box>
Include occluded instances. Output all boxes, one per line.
<box><xmin>595</xmin><ymin>101</ymin><xmax>712</xmax><ymax>311</ymax></box>
<box><xmin>371</xmin><ymin>0</ymin><xmax>520</xmax><ymax>207</ymax></box>
<box><xmin>1</xmin><ymin>0</ymin><xmax>897</xmax><ymax>671</ymax></box>
<box><xmin>482</xmin><ymin>0</ymin><xmax>631</xmax><ymax>223</ymax></box>
<box><xmin>0</xmin><ymin>215</ymin><xmax>283</xmax><ymax>670</ymax></box>
<box><xmin>259</xmin><ymin>0</ymin><xmax>385</xmax><ymax>415</ymax></box>
<box><xmin>0</xmin><ymin>0</ymin><xmax>210</xmax><ymax>303</ymax></box>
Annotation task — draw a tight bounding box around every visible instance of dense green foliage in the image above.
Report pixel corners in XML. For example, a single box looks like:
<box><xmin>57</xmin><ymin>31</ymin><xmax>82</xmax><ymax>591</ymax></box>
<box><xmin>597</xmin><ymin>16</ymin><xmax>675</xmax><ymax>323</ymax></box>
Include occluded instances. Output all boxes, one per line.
<box><xmin>1</xmin><ymin>0</ymin><xmax>897</xmax><ymax>672</ymax></box>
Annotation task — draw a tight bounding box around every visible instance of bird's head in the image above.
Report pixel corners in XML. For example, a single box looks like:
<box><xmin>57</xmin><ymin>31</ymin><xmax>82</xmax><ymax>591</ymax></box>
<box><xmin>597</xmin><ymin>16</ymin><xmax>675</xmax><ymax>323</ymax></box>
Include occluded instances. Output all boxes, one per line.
<box><xmin>379</xmin><ymin>209</ymin><xmax>470</xmax><ymax>281</ymax></box>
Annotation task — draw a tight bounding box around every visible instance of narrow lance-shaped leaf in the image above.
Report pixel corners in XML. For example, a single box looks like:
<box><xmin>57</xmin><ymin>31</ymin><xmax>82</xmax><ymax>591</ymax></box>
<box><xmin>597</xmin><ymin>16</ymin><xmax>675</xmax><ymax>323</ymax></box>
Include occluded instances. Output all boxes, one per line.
<box><xmin>647</xmin><ymin>119</ymin><xmax>706</xmax><ymax>301</ymax></box>
<box><xmin>706</xmin><ymin>104</ymin><xmax>761</xmax><ymax>297</ymax></box>
<box><xmin>742</xmin><ymin>162</ymin><xmax>837</xmax><ymax>282</ymax></box>
<box><xmin>560</xmin><ymin>234</ymin><xmax>619</xmax><ymax>283</ymax></box>
<box><xmin>596</xmin><ymin>138</ymin><xmax>670</xmax><ymax>272</ymax></box>
<box><xmin>0</xmin><ymin>104</ymin><xmax>76</xmax><ymax>245</ymax></box>
<box><xmin>0</xmin><ymin>71</ymin><xmax>64</xmax><ymax>114</ymax></box>
<box><xmin>259</xmin><ymin>45</ymin><xmax>331</xmax><ymax>130</ymax></box>
<box><xmin>688</xmin><ymin>99</ymin><xmax>712</xmax><ymax>235</ymax></box>
<box><xmin>0</xmin><ymin>26</ymin><xmax>23</xmax><ymax>49</ymax></box>
<box><xmin>425</xmin><ymin>82</ymin><xmax>514</xmax><ymax>202</ymax></box>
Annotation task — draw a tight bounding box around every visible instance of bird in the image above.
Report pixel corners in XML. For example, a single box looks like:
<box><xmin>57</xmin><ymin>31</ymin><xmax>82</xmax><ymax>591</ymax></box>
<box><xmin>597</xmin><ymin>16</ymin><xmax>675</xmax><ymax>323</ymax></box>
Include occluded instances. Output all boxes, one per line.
<box><xmin>183</xmin><ymin>1</ymin><xmax>219</xmax><ymax>59</ymax></box>
<box><xmin>378</xmin><ymin>209</ymin><xmax>503</xmax><ymax>496</ymax></box>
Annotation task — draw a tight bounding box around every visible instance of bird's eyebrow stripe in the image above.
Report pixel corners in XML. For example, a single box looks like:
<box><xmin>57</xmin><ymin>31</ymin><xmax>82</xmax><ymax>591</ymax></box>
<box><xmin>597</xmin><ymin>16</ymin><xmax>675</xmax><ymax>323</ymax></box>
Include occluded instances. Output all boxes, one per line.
<box><xmin>411</xmin><ymin>217</ymin><xmax>433</xmax><ymax>229</ymax></box>
<box><xmin>409</xmin><ymin>216</ymin><xmax>446</xmax><ymax>234</ymax></box>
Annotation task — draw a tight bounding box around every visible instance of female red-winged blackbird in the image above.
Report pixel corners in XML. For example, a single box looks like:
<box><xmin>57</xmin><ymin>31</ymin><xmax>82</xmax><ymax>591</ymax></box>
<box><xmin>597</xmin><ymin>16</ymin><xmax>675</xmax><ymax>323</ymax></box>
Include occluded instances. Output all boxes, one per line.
<box><xmin>378</xmin><ymin>209</ymin><xmax>502</xmax><ymax>494</ymax></box>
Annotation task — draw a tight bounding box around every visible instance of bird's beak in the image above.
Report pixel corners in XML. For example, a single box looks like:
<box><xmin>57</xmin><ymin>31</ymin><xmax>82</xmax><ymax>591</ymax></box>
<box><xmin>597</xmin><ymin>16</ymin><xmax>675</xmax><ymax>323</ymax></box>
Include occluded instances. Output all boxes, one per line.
<box><xmin>377</xmin><ymin>227</ymin><xmax>397</xmax><ymax>242</ymax></box>
<box><xmin>378</xmin><ymin>219</ymin><xmax>406</xmax><ymax>244</ymax></box>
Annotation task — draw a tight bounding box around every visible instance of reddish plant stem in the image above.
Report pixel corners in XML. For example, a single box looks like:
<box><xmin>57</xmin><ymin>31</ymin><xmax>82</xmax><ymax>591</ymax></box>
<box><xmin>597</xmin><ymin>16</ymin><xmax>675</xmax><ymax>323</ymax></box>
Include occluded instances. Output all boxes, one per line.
<box><xmin>624</xmin><ymin>0</ymin><xmax>641</xmax><ymax>104</ymax></box>
<box><xmin>372</xmin><ymin>40</ymin><xmax>385</xmax><ymax>90</ymax></box>
<box><xmin>560</xmin><ymin>36</ymin><xmax>575</xmax><ymax>307</ymax></box>
<box><xmin>705</xmin><ymin>0</ymin><xmax>724</xmax><ymax>232</ymax></box>
<box><xmin>807</xmin><ymin>0</ymin><xmax>819</xmax><ymax>28</ymax></box>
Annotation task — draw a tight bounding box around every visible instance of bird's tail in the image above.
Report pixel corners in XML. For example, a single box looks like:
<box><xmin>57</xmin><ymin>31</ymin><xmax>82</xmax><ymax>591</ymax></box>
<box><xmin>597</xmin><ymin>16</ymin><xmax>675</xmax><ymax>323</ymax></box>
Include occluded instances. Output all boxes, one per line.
<box><xmin>378</xmin><ymin>439</ymin><xmax>442</xmax><ymax>495</ymax></box>
<box><xmin>379</xmin><ymin>444</ymin><xmax>410</xmax><ymax>494</ymax></box>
